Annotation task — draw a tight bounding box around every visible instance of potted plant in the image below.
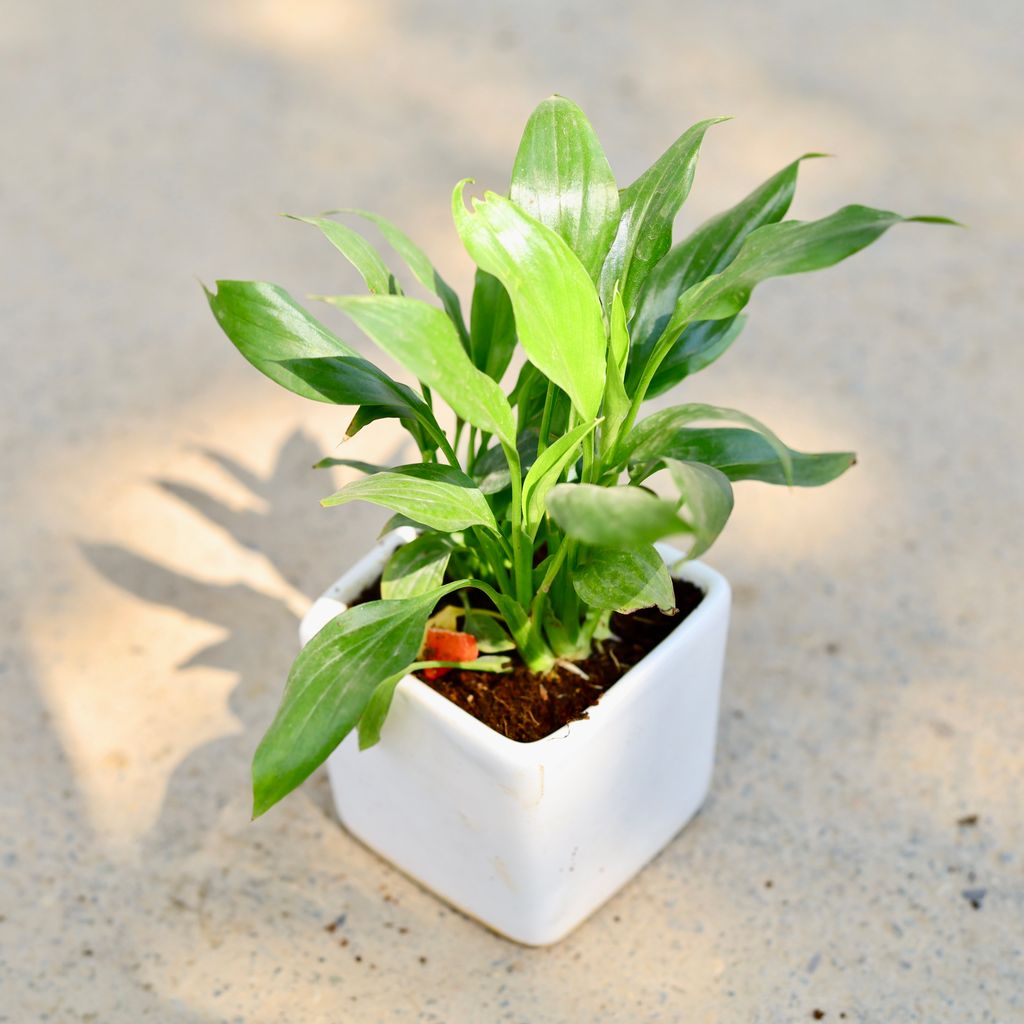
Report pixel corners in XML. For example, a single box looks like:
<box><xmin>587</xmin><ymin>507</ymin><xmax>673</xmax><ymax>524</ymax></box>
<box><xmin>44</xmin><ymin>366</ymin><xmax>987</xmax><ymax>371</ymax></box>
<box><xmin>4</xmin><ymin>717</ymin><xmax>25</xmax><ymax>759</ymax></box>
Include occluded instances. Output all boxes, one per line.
<box><xmin>206</xmin><ymin>96</ymin><xmax>952</xmax><ymax>945</ymax></box>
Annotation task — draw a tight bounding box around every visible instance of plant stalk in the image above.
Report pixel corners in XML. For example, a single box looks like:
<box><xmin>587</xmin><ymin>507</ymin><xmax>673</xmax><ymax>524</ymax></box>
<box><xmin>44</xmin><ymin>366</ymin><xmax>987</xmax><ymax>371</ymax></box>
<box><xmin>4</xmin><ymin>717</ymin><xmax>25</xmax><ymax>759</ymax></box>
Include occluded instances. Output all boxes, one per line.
<box><xmin>616</xmin><ymin>326</ymin><xmax>689</xmax><ymax>458</ymax></box>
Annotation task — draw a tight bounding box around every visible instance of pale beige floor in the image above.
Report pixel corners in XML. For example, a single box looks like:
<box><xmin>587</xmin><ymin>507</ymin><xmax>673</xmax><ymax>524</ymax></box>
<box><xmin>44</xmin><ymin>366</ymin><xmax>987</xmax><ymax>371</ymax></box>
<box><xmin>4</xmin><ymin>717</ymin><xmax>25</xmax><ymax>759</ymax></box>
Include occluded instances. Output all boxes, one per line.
<box><xmin>2</xmin><ymin>1</ymin><xmax>1023</xmax><ymax>1021</ymax></box>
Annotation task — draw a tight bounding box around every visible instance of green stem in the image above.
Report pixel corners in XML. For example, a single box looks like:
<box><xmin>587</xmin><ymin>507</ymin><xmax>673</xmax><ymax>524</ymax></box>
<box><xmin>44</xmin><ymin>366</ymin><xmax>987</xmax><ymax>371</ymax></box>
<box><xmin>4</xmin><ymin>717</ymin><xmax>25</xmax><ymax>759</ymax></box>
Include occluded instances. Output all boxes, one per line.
<box><xmin>501</xmin><ymin>442</ymin><xmax>533</xmax><ymax>608</ymax></box>
<box><xmin>516</xmin><ymin>369</ymin><xmax>542</xmax><ymax>436</ymax></box>
<box><xmin>578</xmin><ymin>607</ymin><xmax>606</xmax><ymax>653</ymax></box>
<box><xmin>475</xmin><ymin>430</ymin><xmax>492</xmax><ymax>466</ymax></box>
<box><xmin>466</xmin><ymin>426</ymin><xmax>478</xmax><ymax>473</ymax></box>
<box><xmin>582</xmin><ymin>431</ymin><xmax>596</xmax><ymax>484</ymax></box>
<box><xmin>530</xmin><ymin>536</ymin><xmax>569</xmax><ymax>619</ymax></box>
<box><xmin>617</xmin><ymin>327</ymin><xmax>686</xmax><ymax>456</ymax></box>
<box><xmin>537</xmin><ymin>381</ymin><xmax>556</xmax><ymax>455</ymax></box>
<box><xmin>462</xmin><ymin>577</ymin><xmax>553</xmax><ymax>673</ymax></box>
<box><xmin>473</xmin><ymin>527</ymin><xmax>512</xmax><ymax>595</ymax></box>
<box><xmin>427</xmin><ymin>424</ymin><xmax>460</xmax><ymax>467</ymax></box>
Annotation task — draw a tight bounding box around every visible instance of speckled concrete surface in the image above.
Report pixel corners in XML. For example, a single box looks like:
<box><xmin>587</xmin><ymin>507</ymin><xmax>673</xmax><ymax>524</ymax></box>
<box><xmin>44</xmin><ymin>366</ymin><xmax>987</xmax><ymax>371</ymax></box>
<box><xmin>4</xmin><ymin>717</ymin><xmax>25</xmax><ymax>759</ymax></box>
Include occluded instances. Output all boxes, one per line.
<box><xmin>2</xmin><ymin>1</ymin><xmax>1022</xmax><ymax>1021</ymax></box>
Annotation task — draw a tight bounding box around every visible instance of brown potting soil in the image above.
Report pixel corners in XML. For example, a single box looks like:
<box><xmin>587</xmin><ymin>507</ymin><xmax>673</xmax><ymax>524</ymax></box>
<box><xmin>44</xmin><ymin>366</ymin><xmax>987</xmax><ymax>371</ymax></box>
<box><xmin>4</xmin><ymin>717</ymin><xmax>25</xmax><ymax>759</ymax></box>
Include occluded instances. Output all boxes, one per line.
<box><xmin>351</xmin><ymin>577</ymin><xmax>705</xmax><ymax>743</ymax></box>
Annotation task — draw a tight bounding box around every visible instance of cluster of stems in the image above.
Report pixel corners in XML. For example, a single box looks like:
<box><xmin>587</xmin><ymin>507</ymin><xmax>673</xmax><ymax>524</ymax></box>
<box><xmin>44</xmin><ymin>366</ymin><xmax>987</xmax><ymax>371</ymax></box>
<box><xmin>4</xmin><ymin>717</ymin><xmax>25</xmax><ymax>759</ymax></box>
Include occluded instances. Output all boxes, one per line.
<box><xmin>426</xmin><ymin>358</ymin><xmax>666</xmax><ymax>674</ymax></box>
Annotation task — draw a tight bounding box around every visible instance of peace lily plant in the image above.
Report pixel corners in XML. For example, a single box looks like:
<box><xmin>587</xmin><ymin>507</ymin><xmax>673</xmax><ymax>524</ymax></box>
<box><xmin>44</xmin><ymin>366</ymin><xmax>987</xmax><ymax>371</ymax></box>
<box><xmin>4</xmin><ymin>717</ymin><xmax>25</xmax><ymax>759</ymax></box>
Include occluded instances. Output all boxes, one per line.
<box><xmin>207</xmin><ymin>97</ymin><xmax>952</xmax><ymax>820</ymax></box>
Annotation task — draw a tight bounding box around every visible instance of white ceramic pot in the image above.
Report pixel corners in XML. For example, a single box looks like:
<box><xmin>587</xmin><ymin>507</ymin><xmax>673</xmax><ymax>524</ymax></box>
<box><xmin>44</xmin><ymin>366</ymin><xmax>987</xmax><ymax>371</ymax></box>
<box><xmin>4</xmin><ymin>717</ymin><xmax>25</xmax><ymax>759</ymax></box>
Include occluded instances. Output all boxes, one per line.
<box><xmin>300</xmin><ymin>528</ymin><xmax>731</xmax><ymax>946</ymax></box>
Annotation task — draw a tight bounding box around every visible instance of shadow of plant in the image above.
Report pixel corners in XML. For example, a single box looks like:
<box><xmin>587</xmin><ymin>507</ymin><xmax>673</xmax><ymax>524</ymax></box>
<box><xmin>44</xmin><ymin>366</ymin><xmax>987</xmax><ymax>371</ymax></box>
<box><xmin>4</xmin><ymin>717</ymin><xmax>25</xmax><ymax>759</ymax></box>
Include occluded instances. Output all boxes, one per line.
<box><xmin>80</xmin><ymin>427</ymin><xmax>394</xmax><ymax>859</ymax></box>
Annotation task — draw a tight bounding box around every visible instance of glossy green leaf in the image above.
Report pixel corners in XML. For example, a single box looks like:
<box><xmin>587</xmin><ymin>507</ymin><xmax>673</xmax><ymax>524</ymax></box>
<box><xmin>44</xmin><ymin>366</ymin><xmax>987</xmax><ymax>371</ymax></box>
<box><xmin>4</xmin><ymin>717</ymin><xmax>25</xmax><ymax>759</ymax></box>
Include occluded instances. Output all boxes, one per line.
<box><xmin>452</xmin><ymin>181</ymin><xmax>607</xmax><ymax>421</ymax></box>
<box><xmin>573</xmin><ymin>545</ymin><xmax>675</xmax><ymax>613</ymax></box>
<box><xmin>324</xmin><ymin>294</ymin><xmax>517</xmax><ymax>448</ymax></box>
<box><xmin>287</xmin><ymin>215</ymin><xmax>396</xmax><ymax>295</ymax></box>
<box><xmin>599</xmin><ymin>117</ymin><xmax>727</xmax><ymax>314</ymax></box>
<box><xmin>279</xmin><ymin>355</ymin><xmax>439</xmax><ymax>435</ymax></box>
<box><xmin>381</xmin><ymin>534</ymin><xmax>453</xmax><ymax>599</ymax></box>
<box><xmin>660</xmin><ymin>459</ymin><xmax>734</xmax><ymax>557</ymax></box>
<box><xmin>252</xmin><ymin>581</ymin><xmax>467</xmax><ymax>816</ymax></box>
<box><xmin>546</xmin><ymin>483</ymin><xmax>690</xmax><ymax>548</ymax></box>
<box><xmin>462</xmin><ymin>610</ymin><xmax>516</xmax><ymax>653</ymax></box>
<box><xmin>510</xmin><ymin>95</ymin><xmax>619</xmax><ymax>283</ymax></box>
<box><xmin>356</xmin><ymin>654</ymin><xmax>512</xmax><ymax>749</ymax></box>
<box><xmin>645</xmin><ymin>316</ymin><xmax>746</xmax><ymax>397</ymax></box>
<box><xmin>209</xmin><ymin>282</ymin><xmax>444</xmax><ymax>452</ymax></box>
<box><xmin>355</xmin><ymin>670</ymin><xmax>407</xmax><ymax>751</ymax></box>
<box><xmin>313</xmin><ymin>457</ymin><xmax>388</xmax><ymax>473</ymax></box>
<box><xmin>521</xmin><ymin>418</ymin><xmax>598</xmax><ymax>537</ymax></box>
<box><xmin>629</xmin><ymin>154</ymin><xmax>821</xmax><ymax>373</ymax></box>
<box><xmin>603</xmin><ymin>288</ymin><xmax>632</xmax><ymax>453</ymax></box>
<box><xmin>378</xmin><ymin>513</ymin><xmax>438</xmax><ymax>538</ymax></box>
<box><xmin>340</xmin><ymin>208</ymin><xmax>468</xmax><ymax>345</ymax></box>
<box><xmin>622</xmin><ymin>403</ymin><xmax>792</xmax><ymax>482</ymax></box>
<box><xmin>206</xmin><ymin>280</ymin><xmax>356</xmax><ymax>401</ymax></box>
<box><xmin>632</xmin><ymin>427</ymin><xmax>855</xmax><ymax>486</ymax></box>
<box><xmin>472</xmin><ymin>430</ymin><xmax>539</xmax><ymax>495</ymax></box>
<box><xmin>657</xmin><ymin>206</ymin><xmax>958</xmax><ymax>343</ymax></box>
<box><xmin>322</xmin><ymin>463</ymin><xmax>498</xmax><ymax>533</ymax></box>
<box><xmin>340</xmin><ymin>404</ymin><xmax>435</xmax><ymax>453</ymax></box>
<box><xmin>469</xmin><ymin>269</ymin><xmax>517</xmax><ymax>381</ymax></box>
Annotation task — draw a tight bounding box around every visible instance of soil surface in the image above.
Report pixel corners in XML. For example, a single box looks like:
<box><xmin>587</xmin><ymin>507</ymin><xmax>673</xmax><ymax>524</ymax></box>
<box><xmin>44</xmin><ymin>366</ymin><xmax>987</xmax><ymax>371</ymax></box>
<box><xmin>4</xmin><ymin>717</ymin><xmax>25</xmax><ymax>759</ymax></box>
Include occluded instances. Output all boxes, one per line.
<box><xmin>353</xmin><ymin>577</ymin><xmax>704</xmax><ymax>742</ymax></box>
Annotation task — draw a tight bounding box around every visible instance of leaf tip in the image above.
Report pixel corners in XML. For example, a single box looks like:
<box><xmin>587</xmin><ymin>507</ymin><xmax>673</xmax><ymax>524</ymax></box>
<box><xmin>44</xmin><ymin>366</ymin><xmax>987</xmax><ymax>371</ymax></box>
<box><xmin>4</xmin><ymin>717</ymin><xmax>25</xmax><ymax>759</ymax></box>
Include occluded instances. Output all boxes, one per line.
<box><xmin>910</xmin><ymin>214</ymin><xmax>966</xmax><ymax>228</ymax></box>
<box><xmin>357</xmin><ymin>731</ymin><xmax>380</xmax><ymax>752</ymax></box>
<box><xmin>251</xmin><ymin>786</ymin><xmax>274</xmax><ymax>820</ymax></box>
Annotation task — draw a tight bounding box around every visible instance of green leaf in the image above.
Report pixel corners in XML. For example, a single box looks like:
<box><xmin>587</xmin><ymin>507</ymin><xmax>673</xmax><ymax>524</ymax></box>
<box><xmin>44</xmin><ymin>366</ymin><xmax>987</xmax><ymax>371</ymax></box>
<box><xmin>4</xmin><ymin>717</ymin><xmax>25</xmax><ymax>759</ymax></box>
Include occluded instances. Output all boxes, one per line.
<box><xmin>469</xmin><ymin>269</ymin><xmax>517</xmax><ymax>381</ymax></box>
<box><xmin>322</xmin><ymin>463</ymin><xmax>498</xmax><ymax>533</ymax></box>
<box><xmin>379</xmin><ymin>513</ymin><xmax>438</xmax><ymax>537</ymax></box>
<box><xmin>632</xmin><ymin>427</ymin><xmax>855</xmax><ymax>486</ymax></box>
<box><xmin>356</xmin><ymin>670</ymin><xmax>407</xmax><ymax>751</ymax></box>
<box><xmin>546</xmin><ymin>483</ymin><xmax>690</xmax><ymax>549</ymax></box>
<box><xmin>356</xmin><ymin>649</ymin><xmax>515</xmax><ymax>749</ymax></box>
<box><xmin>599</xmin><ymin>117</ymin><xmax>727</xmax><ymax>314</ymax></box>
<box><xmin>341</xmin><ymin>405</ymin><xmax>433</xmax><ymax>452</ymax></box>
<box><xmin>339</xmin><ymin>208</ymin><xmax>469</xmax><ymax>346</ymax></box>
<box><xmin>252</xmin><ymin>581</ymin><xmax>468</xmax><ymax>816</ymax></box>
<box><xmin>381</xmin><ymin>534</ymin><xmax>453</xmax><ymax>599</ymax></box>
<box><xmin>573</xmin><ymin>545</ymin><xmax>675</xmax><ymax>613</ymax></box>
<box><xmin>660</xmin><ymin>459</ymin><xmax>734</xmax><ymax>558</ymax></box>
<box><xmin>324</xmin><ymin>294</ymin><xmax>517</xmax><ymax>449</ymax></box>
<box><xmin>629</xmin><ymin>154</ymin><xmax>822</xmax><ymax>371</ymax></box>
<box><xmin>622</xmin><ymin>403</ymin><xmax>792</xmax><ymax>482</ymax></box>
<box><xmin>472</xmin><ymin>430</ymin><xmax>539</xmax><ymax>495</ymax></box>
<box><xmin>206</xmin><ymin>280</ymin><xmax>357</xmax><ymax>401</ymax></box>
<box><xmin>463</xmin><ymin>610</ymin><xmax>516</xmax><ymax>653</ymax></box>
<box><xmin>657</xmin><ymin>206</ymin><xmax>959</xmax><ymax>342</ymax></box>
<box><xmin>521</xmin><ymin>418</ymin><xmax>599</xmax><ymax>537</ymax></box>
<box><xmin>510</xmin><ymin>95</ymin><xmax>619</xmax><ymax>284</ymax></box>
<box><xmin>603</xmin><ymin>288</ymin><xmax>632</xmax><ymax>453</ymax></box>
<box><xmin>609</xmin><ymin>284</ymin><xmax>630</xmax><ymax>369</ymax></box>
<box><xmin>286</xmin><ymin>215</ymin><xmax>396</xmax><ymax>295</ymax></box>
<box><xmin>313</xmin><ymin>457</ymin><xmax>389</xmax><ymax>473</ymax></box>
<box><xmin>453</xmin><ymin>181</ymin><xmax>607</xmax><ymax>421</ymax></box>
<box><xmin>645</xmin><ymin>316</ymin><xmax>746</xmax><ymax>398</ymax></box>
<box><xmin>278</xmin><ymin>355</ymin><xmax>440</xmax><ymax>435</ymax></box>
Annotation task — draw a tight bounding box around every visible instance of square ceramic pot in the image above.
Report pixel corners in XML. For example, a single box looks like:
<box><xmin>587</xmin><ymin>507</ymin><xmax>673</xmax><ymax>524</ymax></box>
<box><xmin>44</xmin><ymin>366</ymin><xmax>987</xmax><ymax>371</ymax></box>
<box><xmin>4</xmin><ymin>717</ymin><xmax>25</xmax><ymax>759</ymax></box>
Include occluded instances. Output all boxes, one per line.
<box><xmin>300</xmin><ymin>528</ymin><xmax>731</xmax><ymax>946</ymax></box>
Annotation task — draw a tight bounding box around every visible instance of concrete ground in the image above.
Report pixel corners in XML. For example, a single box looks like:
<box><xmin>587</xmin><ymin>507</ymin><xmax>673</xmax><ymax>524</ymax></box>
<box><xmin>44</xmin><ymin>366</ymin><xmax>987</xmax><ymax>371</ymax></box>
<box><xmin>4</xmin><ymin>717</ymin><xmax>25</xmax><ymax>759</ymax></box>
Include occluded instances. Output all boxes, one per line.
<box><xmin>2</xmin><ymin>1</ymin><xmax>1022</xmax><ymax>1021</ymax></box>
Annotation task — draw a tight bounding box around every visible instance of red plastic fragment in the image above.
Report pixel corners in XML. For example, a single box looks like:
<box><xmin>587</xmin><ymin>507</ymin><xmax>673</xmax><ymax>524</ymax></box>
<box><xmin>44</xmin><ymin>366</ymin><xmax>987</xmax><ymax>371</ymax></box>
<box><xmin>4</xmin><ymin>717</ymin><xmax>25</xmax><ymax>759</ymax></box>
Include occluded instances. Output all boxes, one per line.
<box><xmin>420</xmin><ymin>628</ymin><xmax>479</xmax><ymax>680</ymax></box>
